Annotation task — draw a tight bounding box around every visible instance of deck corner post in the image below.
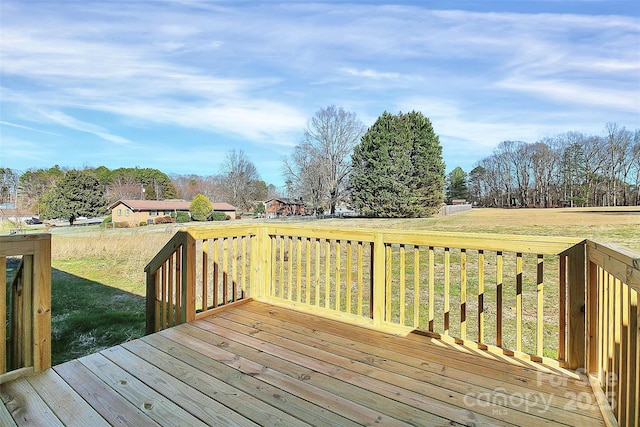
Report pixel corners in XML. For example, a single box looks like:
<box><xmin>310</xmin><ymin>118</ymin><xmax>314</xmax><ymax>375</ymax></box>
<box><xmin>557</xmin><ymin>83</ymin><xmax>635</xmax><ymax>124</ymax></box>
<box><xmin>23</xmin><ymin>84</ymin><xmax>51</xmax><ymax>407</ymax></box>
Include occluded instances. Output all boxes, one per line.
<box><xmin>32</xmin><ymin>235</ymin><xmax>51</xmax><ymax>373</ymax></box>
<box><xmin>371</xmin><ymin>232</ymin><xmax>386</xmax><ymax>326</ymax></box>
<box><xmin>182</xmin><ymin>232</ymin><xmax>197</xmax><ymax>324</ymax></box>
<box><xmin>566</xmin><ymin>241</ymin><xmax>587</xmax><ymax>370</ymax></box>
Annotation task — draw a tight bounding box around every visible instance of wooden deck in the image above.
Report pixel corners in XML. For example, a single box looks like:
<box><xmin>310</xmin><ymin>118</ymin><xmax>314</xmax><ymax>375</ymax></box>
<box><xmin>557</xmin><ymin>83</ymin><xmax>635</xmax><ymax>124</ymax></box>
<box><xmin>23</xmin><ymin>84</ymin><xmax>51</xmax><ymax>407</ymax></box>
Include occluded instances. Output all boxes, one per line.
<box><xmin>1</xmin><ymin>300</ymin><xmax>606</xmax><ymax>426</ymax></box>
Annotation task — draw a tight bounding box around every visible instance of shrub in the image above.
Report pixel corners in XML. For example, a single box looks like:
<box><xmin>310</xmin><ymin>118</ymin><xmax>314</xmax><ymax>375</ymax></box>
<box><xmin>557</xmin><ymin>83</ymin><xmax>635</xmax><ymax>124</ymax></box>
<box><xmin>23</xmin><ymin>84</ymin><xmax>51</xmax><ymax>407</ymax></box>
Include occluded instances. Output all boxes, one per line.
<box><xmin>190</xmin><ymin>194</ymin><xmax>213</xmax><ymax>221</ymax></box>
<box><xmin>139</xmin><ymin>222</ymin><xmax>147</xmax><ymax>227</ymax></box>
<box><xmin>211</xmin><ymin>211</ymin><xmax>227</xmax><ymax>221</ymax></box>
<box><xmin>115</xmin><ymin>221</ymin><xmax>130</xmax><ymax>228</ymax></box>
<box><xmin>172</xmin><ymin>211</ymin><xmax>191</xmax><ymax>223</ymax></box>
<box><xmin>100</xmin><ymin>216</ymin><xmax>113</xmax><ymax>228</ymax></box>
<box><xmin>153</xmin><ymin>216</ymin><xmax>174</xmax><ymax>224</ymax></box>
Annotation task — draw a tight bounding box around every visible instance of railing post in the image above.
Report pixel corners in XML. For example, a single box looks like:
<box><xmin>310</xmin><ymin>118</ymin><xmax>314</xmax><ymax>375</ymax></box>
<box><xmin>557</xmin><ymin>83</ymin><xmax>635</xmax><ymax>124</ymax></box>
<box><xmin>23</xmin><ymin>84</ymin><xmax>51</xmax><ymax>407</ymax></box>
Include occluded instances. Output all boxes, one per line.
<box><xmin>371</xmin><ymin>232</ymin><xmax>385</xmax><ymax>326</ymax></box>
<box><xmin>566</xmin><ymin>242</ymin><xmax>586</xmax><ymax>370</ymax></box>
<box><xmin>251</xmin><ymin>225</ymin><xmax>271</xmax><ymax>300</ymax></box>
<box><xmin>182</xmin><ymin>232</ymin><xmax>196</xmax><ymax>323</ymax></box>
<box><xmin>586</xmin><ymin>257</ymin><xmax>599</xmax><ymax>374</ymax></box>
<box><xmin>145</xmin><ymin>270</ymin><xmax>157</xmax><ymax>334</ymax></box>
<box><xmin>262</xmin><ymin>226</ymin><xmax>272</xmax><ymax>299</ymax></box>
<box><xmin>32</xmin><ymin>236</ymin><xmax>51</xmax><ymax>373</ymax></box>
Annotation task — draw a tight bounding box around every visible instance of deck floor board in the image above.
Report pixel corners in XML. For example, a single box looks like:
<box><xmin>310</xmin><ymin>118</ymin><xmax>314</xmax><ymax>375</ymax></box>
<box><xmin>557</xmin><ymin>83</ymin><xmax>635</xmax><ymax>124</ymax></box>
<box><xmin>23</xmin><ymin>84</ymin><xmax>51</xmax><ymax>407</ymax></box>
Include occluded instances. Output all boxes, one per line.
<box><xmin>1</xmin><ymin>300</ymin><xmax>606</xmax><ymax>426</ymax></box>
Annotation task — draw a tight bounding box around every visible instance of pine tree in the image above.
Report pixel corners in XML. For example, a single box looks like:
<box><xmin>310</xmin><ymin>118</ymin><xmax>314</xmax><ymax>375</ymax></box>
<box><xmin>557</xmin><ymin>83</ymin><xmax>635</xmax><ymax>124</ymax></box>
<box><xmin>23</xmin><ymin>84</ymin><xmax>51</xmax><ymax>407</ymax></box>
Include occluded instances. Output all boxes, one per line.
<box><xmin>41</xmin><ymin>170</ymin><xmax>107</xmax><ymax>224</ymax></box>
<box><xmin>351</xmin><ymin>111</ymin><xmax>445</xmax><ymax>217</ymax></box>
<box><xmin>446</xmin><ymin>167</ymin><xmax>469</xmax><ymax>203</ymax></box>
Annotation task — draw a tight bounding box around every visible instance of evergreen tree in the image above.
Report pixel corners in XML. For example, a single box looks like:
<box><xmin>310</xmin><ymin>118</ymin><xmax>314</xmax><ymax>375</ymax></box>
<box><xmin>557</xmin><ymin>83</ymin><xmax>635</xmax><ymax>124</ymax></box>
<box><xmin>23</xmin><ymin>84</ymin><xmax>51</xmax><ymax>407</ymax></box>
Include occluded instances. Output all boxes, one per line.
<box><xmin>189</xmin><ymin>194</ymin><xmax>213</xmax><ymax>221</ymax></box>
<box><xmin>41</xmin><ymin>170</ymin><xmax>107</xmax><ymax>225</ymax></box>
<box><xmin>446</xmin><ymin>167</ymin><xmax>469</xmax><ymax>203</ymax></box>
<box><xmin>351</xmin><ymin>111</ymin><xmax>445</xmax><ymax>217</ymax></box>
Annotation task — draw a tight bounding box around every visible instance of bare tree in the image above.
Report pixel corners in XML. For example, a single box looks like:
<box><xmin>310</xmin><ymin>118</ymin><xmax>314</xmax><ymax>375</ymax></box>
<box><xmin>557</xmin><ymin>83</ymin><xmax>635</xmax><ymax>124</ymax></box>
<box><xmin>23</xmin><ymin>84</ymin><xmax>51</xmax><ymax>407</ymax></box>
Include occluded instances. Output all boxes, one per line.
<box><xmin>283</xmin><ymin>142</ymin><xmax>327</xmax><ymax>214</ymax></box>
<box><xmin>284</xmin><ymin>105</ymin><xmax>365</xmax><ymax>214</ymax></box>
<box><xmin>221</xmin><ymin>149</ymin><xmax>261</xmax><ymax>212</ymax></box>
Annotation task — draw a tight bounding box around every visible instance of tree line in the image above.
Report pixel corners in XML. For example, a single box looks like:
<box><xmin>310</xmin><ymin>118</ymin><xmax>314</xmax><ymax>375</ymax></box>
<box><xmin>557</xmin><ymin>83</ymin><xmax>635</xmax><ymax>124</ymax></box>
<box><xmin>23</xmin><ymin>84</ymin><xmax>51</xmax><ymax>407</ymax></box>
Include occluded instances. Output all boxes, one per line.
<box><xmin>5</xmin><ymin>109</ymin><xmax>633</xmax><ymax>221</ymax></box>
<box><xmin>0</xmin><ymin>149</ymin><xmax>274</xmax><ymax>223</ymax></box>
<box><xmin>465</xmin><ymin>123</ymin><xmax>640</xmax><ymax>208</ymax></box>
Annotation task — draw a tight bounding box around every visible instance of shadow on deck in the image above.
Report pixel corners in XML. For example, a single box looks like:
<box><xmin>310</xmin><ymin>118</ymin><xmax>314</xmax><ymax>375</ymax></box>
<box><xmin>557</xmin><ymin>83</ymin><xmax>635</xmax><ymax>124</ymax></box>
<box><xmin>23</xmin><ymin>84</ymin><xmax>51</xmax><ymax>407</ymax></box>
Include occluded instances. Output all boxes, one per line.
<box><xmin>1</xmin><ymin>300</ymin><xmax>605</xmax><ymax>426</ymax></box>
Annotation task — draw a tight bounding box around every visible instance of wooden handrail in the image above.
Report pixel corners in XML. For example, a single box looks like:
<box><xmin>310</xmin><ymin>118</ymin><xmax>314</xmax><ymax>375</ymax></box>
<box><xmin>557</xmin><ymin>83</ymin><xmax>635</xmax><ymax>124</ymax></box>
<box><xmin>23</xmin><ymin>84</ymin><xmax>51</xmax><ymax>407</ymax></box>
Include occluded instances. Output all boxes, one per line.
<box><xmin>0</xmin><ymin>233</ymin><xmax>51</xmax><ymax>383</ymax></box>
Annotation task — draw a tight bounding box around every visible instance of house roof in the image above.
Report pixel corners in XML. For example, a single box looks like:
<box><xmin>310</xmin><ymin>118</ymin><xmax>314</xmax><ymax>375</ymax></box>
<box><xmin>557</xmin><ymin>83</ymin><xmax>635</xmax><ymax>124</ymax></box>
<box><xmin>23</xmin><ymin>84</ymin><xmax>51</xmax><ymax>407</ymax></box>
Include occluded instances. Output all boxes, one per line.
<box><xmin>265</xmin><ymin>197</ymin><xmax>305</xmax><ymax>205</ymax></box>
<box><xmin>211</xmin><ymin>202</ymin><xmax>237</xmax><ymax>211</ymax></box>
<box><xmin>110</xmin><ymin>199</ymin><xmax>236</xmax><ymax>211</ymax></box>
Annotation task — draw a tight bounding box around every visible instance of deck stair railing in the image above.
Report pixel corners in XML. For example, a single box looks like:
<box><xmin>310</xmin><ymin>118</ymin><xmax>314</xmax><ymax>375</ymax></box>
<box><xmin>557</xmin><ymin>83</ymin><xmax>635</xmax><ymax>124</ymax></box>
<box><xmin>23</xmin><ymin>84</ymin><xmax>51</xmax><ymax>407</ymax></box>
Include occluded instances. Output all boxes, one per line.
<box><xmin>0</xmin><ymin>233</ymin><xmax>51</xmax><ymax>384</ymax></box>
<box><xmin>146</xmin><ymin>224</ymin><xmax>639</xmax><ymax>425</ymax></box>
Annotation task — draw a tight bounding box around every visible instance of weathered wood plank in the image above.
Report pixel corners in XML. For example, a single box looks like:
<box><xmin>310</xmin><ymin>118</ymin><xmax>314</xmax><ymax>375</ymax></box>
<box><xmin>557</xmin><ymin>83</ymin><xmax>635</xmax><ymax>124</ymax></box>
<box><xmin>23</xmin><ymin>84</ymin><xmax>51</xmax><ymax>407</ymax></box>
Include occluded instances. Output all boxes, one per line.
<box><xmin>101</xmin><ymin>345</ymin><xmax>258</xmax><ymax>427</ymax></box>
<box><xmin>175</xmin><ymin>323</ymin><xmax>407</xmax><ymax>427</ymax></box>
<box><xmin>145</xmin><ymin>331</ymin><xmax>336</xmax><ymax>426</ymax></box>
<box><xmin>0</xmin><ymin>377</ymin><xmax>63</xmax><ymax>426</ymax></box>
<box><xmin>215</xmin><ymin>304</ymin><xmax>603</xmax><ymax>426</ymax></box>
<box><xmin>79</xmin><ymin>352</ymin><xmax>209</xmax><ymax>427</ymax></box>
<box><xmin>126</xmin><ymin>338</ymin><xmax>298</xmax><ymax>427</ymax></box>
<box><xmin>25</xmin><ymin>369</ymin><xmax>109</xmax><ymax>427</ymax></box>
<box><xmin>157</xmin><ymin>327</ymin><xmax>357</xmax><ymax>427</ymax></box>
<box><xmin>179</xmin><ymin>318</ymin><xmax>451</xmax><ymax>426</ymax></box>
<box><xmin>54</xmin><ymin>359</ymin><xmax>158</xmax><ymax>426</ymax></box>
<box><xmin>197</xmin><ymin>314</ymin><xmax>517</xmax><ymax>426</ymax></box>
<box><xmin>0</xmin><ymin>396</ymin><xmax>18</xmax><ymax>427</ymax></box>
<box><xmin>242</xmin><ymin>301</ymin><xmax>595</xmax><ymax>393</ymax></box>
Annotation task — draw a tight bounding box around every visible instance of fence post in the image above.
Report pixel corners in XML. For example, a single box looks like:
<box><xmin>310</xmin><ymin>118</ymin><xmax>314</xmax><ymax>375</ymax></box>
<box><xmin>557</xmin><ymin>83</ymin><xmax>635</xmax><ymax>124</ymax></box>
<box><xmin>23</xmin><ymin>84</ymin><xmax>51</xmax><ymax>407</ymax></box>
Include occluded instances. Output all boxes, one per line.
<box><xmin>566</xmin><ymin>242</ymin><xmax>586</xmax><ymax>370</ymax></box>
<box><xmin>371</xmin><ymin>232</ymin><xmax>385</xmax><ymax>326</ymax></box>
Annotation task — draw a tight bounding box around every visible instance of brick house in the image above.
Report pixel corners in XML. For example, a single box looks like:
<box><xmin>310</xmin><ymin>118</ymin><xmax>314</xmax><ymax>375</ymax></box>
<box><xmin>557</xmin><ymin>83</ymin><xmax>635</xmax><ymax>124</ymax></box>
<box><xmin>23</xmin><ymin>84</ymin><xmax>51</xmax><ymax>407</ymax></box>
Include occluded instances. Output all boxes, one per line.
<box><xmin>264</xmin><ymin>198</ymin><xmax>306</xmax><ymax>218</ymax></box>
<box><xmin>109</xmin><ymin>199</ymin><xmax>236</xmax><ymax>226</ymax></box>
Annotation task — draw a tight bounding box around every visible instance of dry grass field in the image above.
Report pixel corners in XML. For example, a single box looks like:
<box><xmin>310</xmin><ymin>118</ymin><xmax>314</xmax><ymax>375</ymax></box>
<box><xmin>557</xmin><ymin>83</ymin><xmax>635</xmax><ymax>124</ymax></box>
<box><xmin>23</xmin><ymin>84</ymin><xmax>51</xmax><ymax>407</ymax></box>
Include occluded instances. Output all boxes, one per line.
<box><xmin>316</xmin><ymin>206</ymin><xmax>640</xmax><ymax>251</ymax></box>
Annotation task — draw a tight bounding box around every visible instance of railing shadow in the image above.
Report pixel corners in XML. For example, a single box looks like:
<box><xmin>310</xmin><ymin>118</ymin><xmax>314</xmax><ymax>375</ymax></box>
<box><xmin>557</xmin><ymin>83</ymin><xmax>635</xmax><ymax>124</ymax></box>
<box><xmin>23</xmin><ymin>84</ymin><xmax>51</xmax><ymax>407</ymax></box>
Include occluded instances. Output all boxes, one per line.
<box><xmin>49</xmin><ymin>268</ymin><xmax>146</xmax><ymax>366</ymax></box>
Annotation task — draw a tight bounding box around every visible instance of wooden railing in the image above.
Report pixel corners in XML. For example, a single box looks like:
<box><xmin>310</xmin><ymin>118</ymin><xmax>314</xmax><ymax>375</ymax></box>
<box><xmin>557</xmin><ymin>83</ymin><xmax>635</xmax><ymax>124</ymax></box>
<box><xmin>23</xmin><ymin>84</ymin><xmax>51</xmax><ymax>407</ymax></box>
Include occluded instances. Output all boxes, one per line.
<box><xmin>146</xmin><ymin>224</ymin><xmax>639</xmax><ymax>425</ymax></box>
<box><xmin>0</xmin><ymin>234</ymin><xmax>51</xmax><ymax>383</ymax></box>
<box><xmin>145</xmin><ymin>226</ymin><xmax>259</xmax><ymax>334</ymax></box>
<box><xmin>586</xmin><ymin>240</ymin><xmax>640</xmax><ymax>426</ymax></box>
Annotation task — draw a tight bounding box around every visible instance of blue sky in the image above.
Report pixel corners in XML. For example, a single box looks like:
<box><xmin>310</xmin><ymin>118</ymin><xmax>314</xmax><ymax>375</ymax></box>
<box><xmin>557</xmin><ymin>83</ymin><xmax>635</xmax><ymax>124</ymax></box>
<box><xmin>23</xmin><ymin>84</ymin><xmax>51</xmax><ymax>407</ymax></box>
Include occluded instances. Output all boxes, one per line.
<box><xmin>1</xmin><ymin>1</ymin><xmax>639</xmax><ymax>187</ymax></box>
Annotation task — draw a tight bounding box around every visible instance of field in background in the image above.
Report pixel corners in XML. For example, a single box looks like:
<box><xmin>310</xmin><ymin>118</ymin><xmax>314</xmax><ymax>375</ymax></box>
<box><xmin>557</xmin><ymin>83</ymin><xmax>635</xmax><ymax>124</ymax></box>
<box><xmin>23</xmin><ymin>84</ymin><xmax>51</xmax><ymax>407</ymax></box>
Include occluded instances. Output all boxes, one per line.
<box><xmin>37</xmin><ymin>207</ymin><xmax>640</xmax><ymax>363</ymax></box>
<box><xmin>317</xmin><ymin>206</ymin><xmax>640</xmax><ymax>251</ymax></box>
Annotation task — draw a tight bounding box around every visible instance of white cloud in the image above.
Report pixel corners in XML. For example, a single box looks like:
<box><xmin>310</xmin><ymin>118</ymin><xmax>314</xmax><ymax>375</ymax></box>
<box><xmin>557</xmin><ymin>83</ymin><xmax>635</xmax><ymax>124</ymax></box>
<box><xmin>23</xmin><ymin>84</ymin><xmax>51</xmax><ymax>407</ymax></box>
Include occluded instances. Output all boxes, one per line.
<box><xmin>342</xmin><ymin>68</ymin><xmax>402</xmax><ymax>80</ymax></box>
<box><xmin>0</xmin><ymin>121</ymin><xmax>61</xmax><ymax>136</ymax></box>
<box><xmin>37</xmin><ymin>111</ymin><xmax>132</xmax><ymax>145</ymax></box>
<box><xmin>496</xmin><ymin>77</ymin><xmax>639</xmax><ymax>112</ymax></box>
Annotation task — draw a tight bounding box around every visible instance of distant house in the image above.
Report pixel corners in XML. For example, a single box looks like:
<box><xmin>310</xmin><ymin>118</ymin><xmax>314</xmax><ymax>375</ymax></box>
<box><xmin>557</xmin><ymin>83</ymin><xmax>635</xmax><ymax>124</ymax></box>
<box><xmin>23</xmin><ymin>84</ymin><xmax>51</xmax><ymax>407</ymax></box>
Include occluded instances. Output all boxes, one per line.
<box><xmin>0</xmin><ymin>207</ymin><xmax>36</xmax><ymax>225</ymax></box>
<box><xmin>109</xmin><ymin>199</ymin><xmax>237</xmax><ymax>226</ymax></box>
<box><xmin>264</xmin><ymin>198</ymin><xmax>306</xmax><ymax>218</ymax></box>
